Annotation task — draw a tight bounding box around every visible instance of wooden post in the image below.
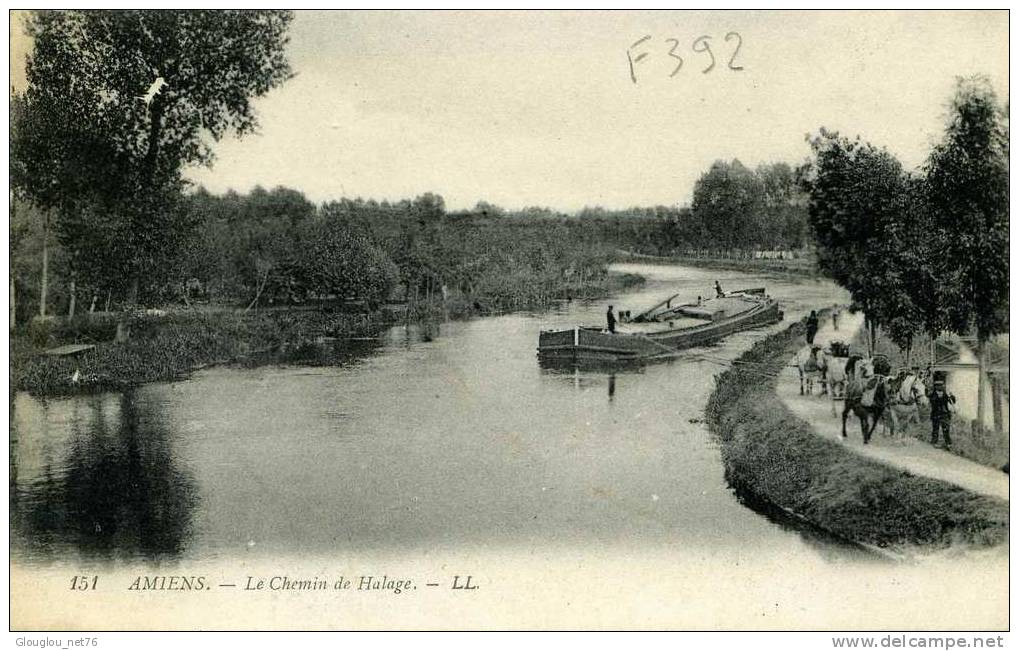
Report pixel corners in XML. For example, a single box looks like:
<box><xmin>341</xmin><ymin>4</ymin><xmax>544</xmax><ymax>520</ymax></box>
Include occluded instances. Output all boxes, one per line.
<box><xmin>991</xmin><ymin>372</ymin><xmax>1004</xmax><ymax>435</ymax></box>
<box><xmin>976</xmin><ymin>339</ymin><xmax>987</xmax><ymax>435</ymax></box>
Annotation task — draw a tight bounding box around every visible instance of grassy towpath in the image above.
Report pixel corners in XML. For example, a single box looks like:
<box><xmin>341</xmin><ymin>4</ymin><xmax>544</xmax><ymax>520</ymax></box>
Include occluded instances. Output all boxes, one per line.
<box><xmin>777</xmin><ymin>310</ymin><xmax>1009</xmax><ymax>502</ymax></box>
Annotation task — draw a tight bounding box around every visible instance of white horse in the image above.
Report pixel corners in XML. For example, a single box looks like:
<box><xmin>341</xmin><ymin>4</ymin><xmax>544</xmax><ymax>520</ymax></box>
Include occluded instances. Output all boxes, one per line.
<box><xmin>882</xmin><ymin>371</ymin><xmax>929</xmax><ymax>441</ymax></box>
<box><xmin>823</xmin><ymin>353</ymin><xmax>854</xmax><ymax>416</ymax></box>
<box><xmin>795</xmin><ymin>345</ymin><xmax>827</xmax><ymax>396</ymax></box>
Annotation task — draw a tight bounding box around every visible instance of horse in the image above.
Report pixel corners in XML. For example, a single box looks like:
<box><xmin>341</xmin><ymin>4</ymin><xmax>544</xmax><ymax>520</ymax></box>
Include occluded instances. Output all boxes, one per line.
<box><xmin>823</xmin><ymin>352</ymin><xmax>857</xmax><ymax>416</ymax></box>
<box><xmin>882</xmin><ymin>370</ymin><xmax>929</xmax><ymax>441</ymax></box>
<box><xmin>795</xmin><ymin>345</ymin><xmax>827</xmax><ymax>396</ymax></box>
<box><xmin>841</xmin><ymin>357</ymin><xmax>888</xmax><ymax>444</ymax></box>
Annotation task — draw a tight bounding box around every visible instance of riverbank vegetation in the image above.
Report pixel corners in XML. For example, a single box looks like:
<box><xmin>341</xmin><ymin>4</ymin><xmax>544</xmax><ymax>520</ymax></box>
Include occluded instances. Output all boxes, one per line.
<box><xmin>706</xmin><ymin>315</ymin><xmax>1009</xmax><ymax>550</ymax></box>
<box><xmin>10</xmin><ymin>307</ymin><xmax>408</xmax><ymax>394</ymax></box>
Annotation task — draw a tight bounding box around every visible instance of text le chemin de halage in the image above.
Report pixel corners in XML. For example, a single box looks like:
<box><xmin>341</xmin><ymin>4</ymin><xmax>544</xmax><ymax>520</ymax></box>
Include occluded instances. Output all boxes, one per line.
<box><xmin>67</xmin><ymin>573</ymin><xmax>480</xmax><ymax>594</ymax></box>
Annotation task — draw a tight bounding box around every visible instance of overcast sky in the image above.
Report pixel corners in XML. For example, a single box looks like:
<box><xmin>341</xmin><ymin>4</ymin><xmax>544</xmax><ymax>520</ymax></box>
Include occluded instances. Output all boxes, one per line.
<box><xmin>10</xmin><ymin>10</ymin><xmax>1009</xmax><ymax>211</ymax></box>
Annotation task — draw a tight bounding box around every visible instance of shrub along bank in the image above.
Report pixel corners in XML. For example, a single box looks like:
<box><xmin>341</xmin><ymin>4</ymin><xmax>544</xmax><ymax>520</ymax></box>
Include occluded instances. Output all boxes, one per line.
<box><xmin>12</xmin><ymin>270</ymin><xmax>644</xmax><ymax>396</ymax></box>
<box><xmin>11</xmin><ymin>308</ymin><xmax>397</xmax><ymax>395</ymax></box>
<box><xmin>705</xmin><ymin>315</ymin><xmax>1008</xmax><ymax>550</ymax></box>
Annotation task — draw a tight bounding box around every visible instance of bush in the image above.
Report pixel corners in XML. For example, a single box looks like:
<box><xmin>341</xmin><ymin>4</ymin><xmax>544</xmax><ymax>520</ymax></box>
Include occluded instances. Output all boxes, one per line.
<box><xmin>51</xmin><ymin>312</ymin><xmax>120</xmax><ymax>343</ymax></box>
<box><xmin>26</xmin><ymin>315</ymin><xmax>57</xmax><ymax>347</ymax></box>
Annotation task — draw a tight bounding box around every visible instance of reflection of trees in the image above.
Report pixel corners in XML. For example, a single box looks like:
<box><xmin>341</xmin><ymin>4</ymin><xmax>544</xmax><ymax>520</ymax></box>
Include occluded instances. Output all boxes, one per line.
<box><xmin>11</xmin><ymin>390</ymin><xmax>199</xmax><ymax>562</ymax></box>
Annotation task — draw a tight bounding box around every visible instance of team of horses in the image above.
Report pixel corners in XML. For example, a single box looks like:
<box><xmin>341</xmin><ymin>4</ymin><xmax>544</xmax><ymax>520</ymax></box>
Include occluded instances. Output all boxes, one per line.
<box><xmin>795</xmin><ymin>344</ymin><xmax>929</xmax><ymax>445</ymax></box>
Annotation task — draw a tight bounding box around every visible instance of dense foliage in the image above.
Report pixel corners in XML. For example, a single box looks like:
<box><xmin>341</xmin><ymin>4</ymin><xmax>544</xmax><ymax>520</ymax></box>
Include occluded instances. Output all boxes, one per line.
<box><xmin>802</xmin><ymin>76</ymin><xmax>1009</xmax><ymax>354</ymax></box>
<box><xmin>11</xmin><ymin>10</ymin><xmax>294</xmax><ymax>305</ymax></box>
<box><xmin>183</xmin><ymin>190</ymin><xmax>624</xmax><ymax>312</ymax></box>
<box><xmin>568</xmin><ymin>161</ymin><xmax>810</xmax><ymax>257</ymax></box>
<box><xmin>924</xmin><ymin>77</ymin><xmax>1009</xmax><ymax>344</ymax></box>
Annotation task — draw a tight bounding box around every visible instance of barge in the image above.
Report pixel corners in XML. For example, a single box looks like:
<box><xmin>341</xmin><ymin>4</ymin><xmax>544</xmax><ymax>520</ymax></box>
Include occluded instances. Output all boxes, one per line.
<box><xmin>537</xmin><ymin>287</ymin><xmax>783</xmax><ymax>364</ymax></box>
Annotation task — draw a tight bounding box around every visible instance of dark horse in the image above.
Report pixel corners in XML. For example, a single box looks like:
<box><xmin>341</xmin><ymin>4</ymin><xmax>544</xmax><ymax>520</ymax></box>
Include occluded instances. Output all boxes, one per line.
<box><xmin>841</xmin><ymin>356</ymin><xmax>888</xmax><ymax>445</ymax></box>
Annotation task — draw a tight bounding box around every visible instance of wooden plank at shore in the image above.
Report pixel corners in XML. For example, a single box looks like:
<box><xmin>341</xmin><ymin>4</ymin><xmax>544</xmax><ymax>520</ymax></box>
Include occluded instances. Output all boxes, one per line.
<box><xmin>42</xmin><ymin>343</ymin><xmax>96</xmax><ymax>356</ymax></box>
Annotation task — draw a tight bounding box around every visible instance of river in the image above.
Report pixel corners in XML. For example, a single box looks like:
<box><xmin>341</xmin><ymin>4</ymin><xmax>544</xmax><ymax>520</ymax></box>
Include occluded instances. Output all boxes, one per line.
<box><xmin>9</xmin><ymin>263</ymin><xmax>1007</xmax><ymax>630</ymax></box>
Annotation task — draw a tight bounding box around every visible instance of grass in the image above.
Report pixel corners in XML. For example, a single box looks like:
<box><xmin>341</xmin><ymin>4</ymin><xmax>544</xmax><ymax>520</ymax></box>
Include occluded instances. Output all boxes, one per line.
<box><xmin>705</xmin><ymin>314</ymin><xmax>1009</xmax><ymax>550</ymax></box>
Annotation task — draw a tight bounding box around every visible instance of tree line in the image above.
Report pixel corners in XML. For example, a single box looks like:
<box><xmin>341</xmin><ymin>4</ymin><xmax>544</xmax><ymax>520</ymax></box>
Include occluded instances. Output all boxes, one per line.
<box><xmin>802</xmin><ymin>75</ymin><xmax>1008</xmax><ymax>366</ymax></box>
<box><xmin>567</xmin><ymin>160</ymin><xmax>811</xmax><ymax>257</ymax></box>
<box><xmin>11</xmin><ymin>183</ymin><xmax>631</xmax><ymax>323</ymax></box>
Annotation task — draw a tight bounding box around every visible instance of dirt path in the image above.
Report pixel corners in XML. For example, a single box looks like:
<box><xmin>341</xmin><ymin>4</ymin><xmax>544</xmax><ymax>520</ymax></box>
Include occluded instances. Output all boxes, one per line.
<box><xmin>776</xmin><ymin>309</ymin><xmax>1009</xmax><ymax>502</ymax></box>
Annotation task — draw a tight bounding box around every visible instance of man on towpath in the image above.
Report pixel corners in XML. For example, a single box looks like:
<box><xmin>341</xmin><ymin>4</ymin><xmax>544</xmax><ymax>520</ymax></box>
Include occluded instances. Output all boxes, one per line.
<box><xmin>928</xmin><ymin>380</ymin><xmax>957</xmax><ymax>449</ymax></box>
<box><xmin>805</xmin><ymin>310</ymin><xmax>819</xmax><ymax>345</ymax></box>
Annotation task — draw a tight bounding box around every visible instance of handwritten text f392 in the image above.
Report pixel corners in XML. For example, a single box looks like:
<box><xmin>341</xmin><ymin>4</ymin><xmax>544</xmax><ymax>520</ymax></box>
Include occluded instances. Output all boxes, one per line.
<box><xmin>627</xmin><ymin>33</ymin><xmax>744</xmax><ymax>84</ymax></box>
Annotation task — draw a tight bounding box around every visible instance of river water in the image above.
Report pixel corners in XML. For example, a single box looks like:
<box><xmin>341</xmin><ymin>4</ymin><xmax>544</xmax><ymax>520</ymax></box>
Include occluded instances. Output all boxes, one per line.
<box><xmin>9</xmin><ymin>263</ymin><xmax>1008</xmax><ymax>630</ymax></box>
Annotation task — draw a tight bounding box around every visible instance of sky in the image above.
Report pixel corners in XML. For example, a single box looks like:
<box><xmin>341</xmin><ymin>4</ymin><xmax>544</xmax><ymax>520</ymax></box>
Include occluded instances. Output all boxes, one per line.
<box><xmin>9</xmin><ymin>10</ymin><xmax>1010</xmax><ymax>212</ymax></box>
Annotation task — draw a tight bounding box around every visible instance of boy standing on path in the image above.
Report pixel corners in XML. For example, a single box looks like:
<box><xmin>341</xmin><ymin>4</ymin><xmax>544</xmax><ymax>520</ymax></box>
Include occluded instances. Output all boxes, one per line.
<box><xmin>929</xmin><ymin>380</ymin><xmax>957</xmax><ymax>449</ymax></box>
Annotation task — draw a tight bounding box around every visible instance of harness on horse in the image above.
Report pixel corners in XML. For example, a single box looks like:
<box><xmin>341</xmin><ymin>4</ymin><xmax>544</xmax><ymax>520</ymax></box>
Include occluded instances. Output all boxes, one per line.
<box><xmin>860</xmin><ymin>376</ymin><xmax>883</xmax><ymax>407</ymax></box>
<box><xmin>888</xmin><ymin>374</ymin><xmax>921</xmax><ymax>406</ymax></box>
<box><xmin>803</xmin><ymin>346</ymin><xmax>823</xmax><ymax>372</ymax></box>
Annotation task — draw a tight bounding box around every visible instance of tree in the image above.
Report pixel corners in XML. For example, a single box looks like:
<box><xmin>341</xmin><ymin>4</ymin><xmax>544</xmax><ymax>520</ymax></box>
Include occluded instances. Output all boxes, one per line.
<box><xmin>924</xmin><ymin>75</ymin><xmax>1009</xmax><ymax>429</ymax></box>
<box><xmin>180</xmin><ymin>185</ymin><xmax>316</xmax><ymax>307</ymax></box>
<box><xmin>690</xmin><ymin>159</ymin><xmax>766</xmax><ymax>252</ymax></box>
<box><xmin>299</xmin><ymin>219</ymin><xmax>399</xmax><ymax>309</ymax></box>
<box><xmin>9</xmin><ymin>91</ymin><xmax>52</xmax><ymax>319</ymax></box>
<box><xmin>802</xmin><ymin>129</ymin><xmax>916</xmax><ymax>354</ymax></box>
<box><xmin>925</xmin><ymin>76</ymin><xmax>1009</xmax><ymax>345</ymax></box>
<box><xmin>473</xmin><ymin>201</ymin><xmax>505</xmax><ymax>218</ymax></box>
<box><xmin>13</xmin><ymin>10</ymin><xmax>294</xmax><ymax>314</ymax></box>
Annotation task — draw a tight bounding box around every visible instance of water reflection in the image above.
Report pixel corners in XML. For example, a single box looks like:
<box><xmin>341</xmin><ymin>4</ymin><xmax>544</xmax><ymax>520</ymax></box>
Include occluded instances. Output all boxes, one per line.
<box><xmin>252</xmin><ymin>333</ymin><xmax>385</xmax><ymax>367</ymax></box>
<box><xmin>11</xmin><ymin>391</ymin><xmax>199</xmax><ymax>563</ymax></box>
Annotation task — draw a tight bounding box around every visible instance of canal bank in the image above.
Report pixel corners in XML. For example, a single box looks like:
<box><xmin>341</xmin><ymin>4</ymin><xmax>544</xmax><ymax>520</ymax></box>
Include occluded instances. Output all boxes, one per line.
<box><xmin>705</xmin><ymin>314</ymin><xmax>1009</xmax><ymax>551</ymax></box>
<box><xmin>10</xmin><ymin>272</ymin><xmax>646</xmax><ymax>397</ymax></box>
<box><xmin>616</xmin><ymin>250</ymin><xmax>817</xmax><ymax>277</ymax></box>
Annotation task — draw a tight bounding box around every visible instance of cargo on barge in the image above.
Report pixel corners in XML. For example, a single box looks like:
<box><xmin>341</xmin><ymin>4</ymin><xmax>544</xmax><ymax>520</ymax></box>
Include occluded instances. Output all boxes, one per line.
<box><xmin>537</xmin><ymin>288</ymin><xmax>783</xmax><ymax>364</ymax></box>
